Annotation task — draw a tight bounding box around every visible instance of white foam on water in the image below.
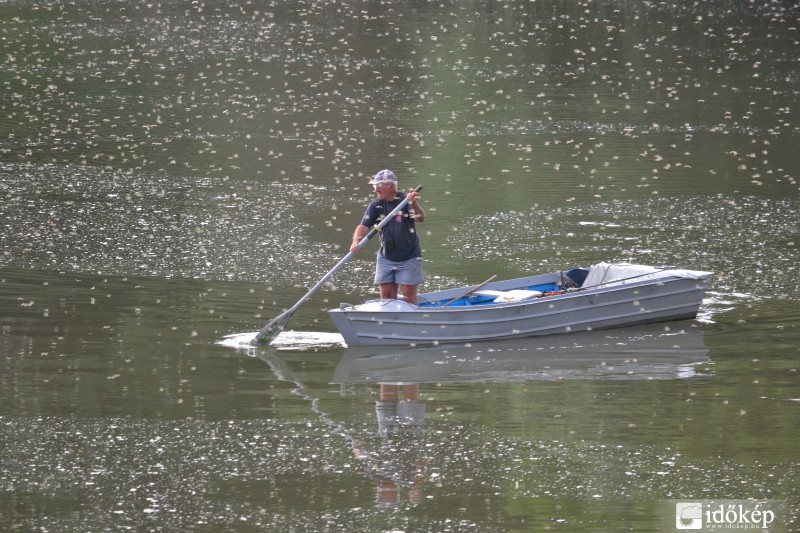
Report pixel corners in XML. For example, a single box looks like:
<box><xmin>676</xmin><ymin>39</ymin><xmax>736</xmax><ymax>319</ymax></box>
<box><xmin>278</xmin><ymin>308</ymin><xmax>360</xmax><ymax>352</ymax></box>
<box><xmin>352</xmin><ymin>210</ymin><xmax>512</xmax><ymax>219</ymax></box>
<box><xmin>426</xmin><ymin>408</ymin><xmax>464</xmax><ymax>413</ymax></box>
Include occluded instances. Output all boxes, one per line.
<box><xmin>217</xmin><ymin>330</ymin><xmax>345</xmax><ymax>352</ymax></box>
<box><xmin>217</xmin><ymin>332</ymin><xmax>260</xmax><ymax>350</ymax></box>
<box><xmin>270</xmin><ymin>330</ymin><xmax>346</xmax><ymax>351</ymax></box>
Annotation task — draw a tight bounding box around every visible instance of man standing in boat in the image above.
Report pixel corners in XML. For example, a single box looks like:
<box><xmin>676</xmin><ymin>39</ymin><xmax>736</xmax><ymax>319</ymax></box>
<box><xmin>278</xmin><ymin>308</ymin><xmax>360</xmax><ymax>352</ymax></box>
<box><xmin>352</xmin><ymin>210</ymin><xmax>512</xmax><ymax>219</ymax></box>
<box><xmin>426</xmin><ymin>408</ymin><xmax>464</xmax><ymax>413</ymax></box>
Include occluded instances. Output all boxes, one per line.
<box><xmin>350</xmin><ymin>169</ymin><xmax>425</xmax><ymax>306</ymax></box>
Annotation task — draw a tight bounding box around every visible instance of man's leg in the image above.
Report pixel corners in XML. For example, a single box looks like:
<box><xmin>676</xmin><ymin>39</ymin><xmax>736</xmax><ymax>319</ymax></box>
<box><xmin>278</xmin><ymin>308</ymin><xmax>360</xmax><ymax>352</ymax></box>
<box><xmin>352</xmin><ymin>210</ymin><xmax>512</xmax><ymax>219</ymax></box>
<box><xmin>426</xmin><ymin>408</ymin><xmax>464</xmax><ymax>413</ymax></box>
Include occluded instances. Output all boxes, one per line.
<box><xmin>397</xmin><ymin>257</ymin><xmax>423</xmax><ymax>306</ymax></box>
<box><xmin>400</xmin><ymin>284</ymin><xmax>418</xmax><ymax>306</ymax></box>
<box><xmin>375</xmin><ymin>254</ymin><xmax>397</xmax><ymax>300</ymax></box>
<box><xmin>380</xmin><ymin>282</ymin><xmax>399</xmax><ymax>300</ymax></box>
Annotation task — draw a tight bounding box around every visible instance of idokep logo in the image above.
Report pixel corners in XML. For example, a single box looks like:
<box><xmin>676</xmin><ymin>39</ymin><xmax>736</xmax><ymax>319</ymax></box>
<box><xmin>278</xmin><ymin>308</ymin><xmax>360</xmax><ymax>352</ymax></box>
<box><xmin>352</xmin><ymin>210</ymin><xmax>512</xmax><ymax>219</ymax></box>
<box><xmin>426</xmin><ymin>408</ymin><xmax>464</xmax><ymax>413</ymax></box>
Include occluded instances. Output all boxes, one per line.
<box><xmin>673</xmin><ymin>500</ymin><xmax>779</xmax><ymax>531</ymax></box>
<box><xmin>676</xmin><ymin>502</ymin><xmax>703</xmax><ymax>530</ymax></box>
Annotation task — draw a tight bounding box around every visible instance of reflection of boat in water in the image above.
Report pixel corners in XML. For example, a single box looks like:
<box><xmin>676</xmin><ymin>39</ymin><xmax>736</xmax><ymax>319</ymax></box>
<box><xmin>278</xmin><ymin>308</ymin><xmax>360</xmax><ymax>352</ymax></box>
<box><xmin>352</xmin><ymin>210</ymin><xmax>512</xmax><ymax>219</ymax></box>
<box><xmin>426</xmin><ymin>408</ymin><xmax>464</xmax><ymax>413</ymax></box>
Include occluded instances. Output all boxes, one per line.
<box><xmin>332</xmin><ymin>323</ymin><xmax>710</xmax><ymax>384</ymax></box>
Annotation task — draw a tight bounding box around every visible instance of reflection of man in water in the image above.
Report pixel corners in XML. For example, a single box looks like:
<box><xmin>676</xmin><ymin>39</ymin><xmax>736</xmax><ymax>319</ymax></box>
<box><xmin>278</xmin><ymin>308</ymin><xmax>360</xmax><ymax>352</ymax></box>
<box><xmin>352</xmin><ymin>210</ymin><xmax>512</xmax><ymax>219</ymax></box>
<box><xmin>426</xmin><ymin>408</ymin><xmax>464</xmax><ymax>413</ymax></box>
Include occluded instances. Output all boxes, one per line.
<box><xmin>351</xmin><ymin>383</ymin><xmax>426</xmax><ymax>507</ymax></box>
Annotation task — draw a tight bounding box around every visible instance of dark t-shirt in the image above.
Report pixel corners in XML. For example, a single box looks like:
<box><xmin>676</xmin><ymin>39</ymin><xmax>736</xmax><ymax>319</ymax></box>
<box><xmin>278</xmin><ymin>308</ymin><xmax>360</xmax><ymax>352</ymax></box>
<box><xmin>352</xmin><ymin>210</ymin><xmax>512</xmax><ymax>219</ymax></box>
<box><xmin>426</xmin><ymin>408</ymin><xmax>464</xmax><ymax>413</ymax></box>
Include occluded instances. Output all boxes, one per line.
<box><xmin>360</xmin><ymin>192</ymin><xmax>422</xmax><ymax>262</ymax></box>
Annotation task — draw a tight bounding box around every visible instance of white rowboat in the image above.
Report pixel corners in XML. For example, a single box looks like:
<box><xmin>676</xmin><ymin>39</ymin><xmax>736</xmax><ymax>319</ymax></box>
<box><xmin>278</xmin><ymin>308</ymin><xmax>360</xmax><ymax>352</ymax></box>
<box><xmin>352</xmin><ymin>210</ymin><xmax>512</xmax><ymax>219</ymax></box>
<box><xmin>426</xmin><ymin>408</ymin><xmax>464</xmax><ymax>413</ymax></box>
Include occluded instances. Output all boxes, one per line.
<box><xmin>328</xmin><ymin>263</ymin><xmax>713</xmax><ymax>346</ymax></box>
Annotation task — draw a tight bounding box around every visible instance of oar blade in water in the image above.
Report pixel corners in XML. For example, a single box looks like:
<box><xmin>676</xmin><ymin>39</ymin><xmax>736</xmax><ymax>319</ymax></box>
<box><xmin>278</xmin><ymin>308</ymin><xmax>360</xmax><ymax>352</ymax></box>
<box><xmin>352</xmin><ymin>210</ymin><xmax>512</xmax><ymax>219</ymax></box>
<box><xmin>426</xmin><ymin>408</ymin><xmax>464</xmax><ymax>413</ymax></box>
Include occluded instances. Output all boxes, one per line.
<box><xmin>252</xmin><ymin>311</ymin><xmax>292</xmax><ymax>345</ymax></box>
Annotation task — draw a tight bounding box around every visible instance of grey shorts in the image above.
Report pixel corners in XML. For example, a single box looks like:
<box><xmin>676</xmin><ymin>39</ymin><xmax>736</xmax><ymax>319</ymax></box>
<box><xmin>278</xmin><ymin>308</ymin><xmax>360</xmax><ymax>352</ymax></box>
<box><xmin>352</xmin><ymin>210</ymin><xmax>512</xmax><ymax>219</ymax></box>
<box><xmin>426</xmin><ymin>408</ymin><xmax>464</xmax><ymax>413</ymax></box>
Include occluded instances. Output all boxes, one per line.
<box><xmin>375</xmin><ymin>255</ymin><xmax>424</xmax><ymax>286</ymax></box>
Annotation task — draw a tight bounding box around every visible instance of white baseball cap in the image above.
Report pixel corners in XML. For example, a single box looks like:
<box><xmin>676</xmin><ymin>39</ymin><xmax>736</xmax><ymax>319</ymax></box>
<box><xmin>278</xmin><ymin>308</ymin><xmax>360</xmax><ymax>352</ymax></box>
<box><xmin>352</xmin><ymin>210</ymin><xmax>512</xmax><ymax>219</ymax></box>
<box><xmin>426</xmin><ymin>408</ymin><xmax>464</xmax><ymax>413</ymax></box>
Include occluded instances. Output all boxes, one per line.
<box><xmin>368</xmin><ymin>169</ymin><xmax>398</xmax><ymax>185</ymax></box>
